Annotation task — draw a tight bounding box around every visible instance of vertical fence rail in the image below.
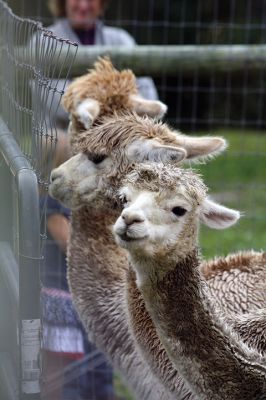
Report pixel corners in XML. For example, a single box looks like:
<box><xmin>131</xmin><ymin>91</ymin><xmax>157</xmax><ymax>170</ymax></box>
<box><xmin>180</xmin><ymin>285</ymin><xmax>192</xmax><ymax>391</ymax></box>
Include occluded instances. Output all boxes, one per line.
<box><xmin>0</xmin><ymin>120</ymin><xmax>41</xmax><ymax>400</ymax></box>
<box><xmin>0</xmin><ymin>1</ymin><xmax>77</xmax><ymax>399</ymax></box>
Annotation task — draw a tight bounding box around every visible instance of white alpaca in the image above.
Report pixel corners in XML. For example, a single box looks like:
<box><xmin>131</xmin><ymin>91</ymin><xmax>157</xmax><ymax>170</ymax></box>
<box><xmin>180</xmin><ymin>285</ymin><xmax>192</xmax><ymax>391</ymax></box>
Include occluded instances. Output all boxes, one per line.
<box><xmin>113</xmin><ymin>163</ymin><xmax>266</xmax><ymax>400</ymax></box>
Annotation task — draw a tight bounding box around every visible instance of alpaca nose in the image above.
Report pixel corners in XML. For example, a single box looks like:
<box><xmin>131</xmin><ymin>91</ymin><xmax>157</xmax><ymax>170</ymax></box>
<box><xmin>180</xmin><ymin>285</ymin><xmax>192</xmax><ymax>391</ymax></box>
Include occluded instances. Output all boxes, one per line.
<box><xmin>122</xmin><ymin>211</ymin><xmax>144</xmax><ymax>226</ymax></box>
<box><xmin>50</xmin><ymin>169</ymin><xmax>62</xmax><ymax>183</ymax></box>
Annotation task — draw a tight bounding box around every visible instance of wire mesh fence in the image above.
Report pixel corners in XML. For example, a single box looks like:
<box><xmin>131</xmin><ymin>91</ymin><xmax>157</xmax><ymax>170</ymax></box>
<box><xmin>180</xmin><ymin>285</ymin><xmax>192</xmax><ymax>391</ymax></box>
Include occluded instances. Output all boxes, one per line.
<box><xmin>104</xmin><ymin>0</ymin><xmax>266</xmax><ymax>259</ymax></box>
<box><xmin>0</xmin><ymin>1</ymin><xmax>266</xmax><ymax>399</ymax></box>
<box><xmin>0</xmin><ymin>0</ymin><xmax>77</xmax><ymax>187</ymax></box>
<box><xmin>0</xmin><ymin>1</ymin><xmax>79</xmax><ymax>399</ymax></box>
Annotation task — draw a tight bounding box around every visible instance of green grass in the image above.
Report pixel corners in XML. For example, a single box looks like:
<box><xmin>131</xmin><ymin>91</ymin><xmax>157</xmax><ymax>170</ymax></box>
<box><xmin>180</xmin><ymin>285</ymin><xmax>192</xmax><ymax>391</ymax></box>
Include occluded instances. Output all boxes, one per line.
<box><xmin>196</xmin><ymin>129</ymin><xmax>266</xmax><ymax>258</ymax></box>
<box><xmin>114</xmin><ymin>128</ymin><xmax>266</xmax><ymax>398</ymax></box>
<box><xmin>198</xmin><ymin>129</ymin><xmax>266</xmax><ymax>184</ymax></box>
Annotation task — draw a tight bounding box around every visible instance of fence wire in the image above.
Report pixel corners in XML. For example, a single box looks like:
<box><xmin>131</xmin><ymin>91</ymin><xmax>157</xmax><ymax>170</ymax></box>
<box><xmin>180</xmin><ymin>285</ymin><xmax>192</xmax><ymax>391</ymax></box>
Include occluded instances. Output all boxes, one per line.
<box><xmin>0</xmin><ymin>2</ymin><xmax>79</xmax><ymax>399</ymax></box>
<box><xmin>0</xmin><ymin>0</ymin><xmax>77</xmax><ymax>188</ymax></box>
<box><xmin>104</xmin><ymin>0</ymin><xmax>266</xmax><ymax>261</ymax></box>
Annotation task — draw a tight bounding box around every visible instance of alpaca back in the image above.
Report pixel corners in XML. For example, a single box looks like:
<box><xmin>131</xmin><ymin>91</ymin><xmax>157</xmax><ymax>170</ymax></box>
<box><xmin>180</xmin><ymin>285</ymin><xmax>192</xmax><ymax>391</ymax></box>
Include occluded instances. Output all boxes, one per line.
<box><xmin>125</xmin><ymin>254</ymin><xmax>266</xmax><ymax>398</ymax></box>
<box><xmin>228</xmin><ymin>309</ymin><xmax>266</xmax><ymax>356</ymax></box>
<box><xmin>201</xmin><ymin>251</ymin><xmax>266</xmax><ymax>314</ymax></box>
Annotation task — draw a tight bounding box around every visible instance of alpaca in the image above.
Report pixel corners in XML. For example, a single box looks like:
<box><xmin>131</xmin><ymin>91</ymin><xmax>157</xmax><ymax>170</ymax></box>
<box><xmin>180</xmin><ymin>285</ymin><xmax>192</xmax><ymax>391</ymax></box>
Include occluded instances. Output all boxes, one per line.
<box><xmin>56</xmin><ymin>56</ymin><xmax>266</xmax><ymax>317</ymax></box>
<box><xmin>113</xmin><ymin>163</ymin><xmax>266</xmax><ymax>400</ymax></box>
<box><xmin>125</xmin><ymin>256</ymin><xmax>266</xmax><ymax>399</ymax></box>
<box><xmin>50</xmin><ymin>116</ymin><xmax>266</xmax><ymax>398</ymax></box>
<box><xmin>50</xmin><ymin>114</ymin><xmax>226</xmax><ymax>399</ymax></box>
<box><xmin>53</xmin><ymin>59</ymin><xmax>227</xmax><ymax>398</ymax></box>
<box><xmin>61</xmin><ymin>57</ymin><xmax>168</xmax><ymax>152</ymax></box>
<box><xmin>50</xmin><ymin>113</ymin><xmax>226</xmax><ymax>208</ymax></box>
<box><xmin>62</xmin><ymin>57</ymin><xmax>167</xmax><ymax>127</ymax></box>
<box><xmin>54</xmin><ymin>59</ymin><xmax>171</xmax><ymax>399</ymax></box>
<box><xmin>50</xmin><ymin>121</ymin><xmax>265</xmax><ymax>398</ymax></box>
<box><xmin>53</xmin><ymin>57</ymin><xmax>266</xmax><ymax>398</ymax></box>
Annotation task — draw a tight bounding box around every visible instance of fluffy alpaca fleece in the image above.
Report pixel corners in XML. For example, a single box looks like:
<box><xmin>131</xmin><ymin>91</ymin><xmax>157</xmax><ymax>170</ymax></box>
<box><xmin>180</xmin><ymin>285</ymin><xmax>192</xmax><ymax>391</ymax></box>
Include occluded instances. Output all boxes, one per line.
<box><xmin>125</xmin><ymin>250</ymin><xmax>266</xmax><ymax>399</ymax></box>
<box><xmin>113</xmin><ymin>164</ymin><xmax>266</xmax><ymax>400</ymax></box>
<box><xmin>61</xmin><ymin>57</ymin><xmax>167</xmax><ymax>152</ymax></box>
<box><xmin>126</xmin><ymin>256</ymin><xmax>266</xmax><ymax>398</ymax></box>
<box><xmin>50</xmin><ymin>113</ymin><xmax>265</xmax><ymax>398</ymax></box>
<box><xmin>227</xmin><ymin>308</ymin><xmax>266</xmax><ymax>355</ymax></box>
<box><xmin>62</xmin><ymin>57</ymin><xmax>137</xmax><ymax>117</ymax></box>
<box><xmin>54</xmin><ymin>59</ymin><xmax>228</xmax><ymax>398</ymax></box>
<box><xmin>124</xmin><ymin>173</ymin><xmax>265</xmax><ymax>397</ymax></box>
<box><xmin>50</xmin><ymin>113</ymin><xmax>227</xmax><ymax>208</ymax></box>
<box><xmin>58</xmin><ymin>59</ymin><xmax>184</xmax><ymax>399</ymax></box>
<box><xmin>50</xmin><ymin>113</ymin><xmax>228</xmax><ymax>398</ymax></box>
<box><xmin>53</xmin><ymin>58</ymin><xmax>265</xmax><ymax>398</ymax></box>
<box><xmin>201</xmin><ymin>251</ymin><xmax>266</xmax><ymax>314</ymax></box>
<box><xmin>68</xmin><ymin>207</ymin><xmax>174</xmax><ymax>400</ymax></box>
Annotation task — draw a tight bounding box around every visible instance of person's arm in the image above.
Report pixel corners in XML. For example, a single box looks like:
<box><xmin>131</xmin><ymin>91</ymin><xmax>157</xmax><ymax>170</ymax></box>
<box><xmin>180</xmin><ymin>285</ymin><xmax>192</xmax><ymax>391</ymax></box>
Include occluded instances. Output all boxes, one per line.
<box><xmin>47</xmin><ymin>214</ymin><xmax>70</xmax><ymax>254</ymax></box>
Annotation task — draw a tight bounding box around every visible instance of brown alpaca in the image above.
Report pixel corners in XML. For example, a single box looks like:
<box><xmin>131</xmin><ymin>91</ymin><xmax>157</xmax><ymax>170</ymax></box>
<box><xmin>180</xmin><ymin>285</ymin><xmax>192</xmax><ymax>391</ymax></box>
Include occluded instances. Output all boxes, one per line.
<box><xmin>62</xmin><ymin>57</ymin><xmax>168</xmax><ymax>151</ymax></box>
<box><xmin>125</xmin><ymin>251</ymin><xmax>266</xmax><ymax>395</ymax></box>
<box><xmin>50</xmin><ymin>114</ymin><xmax>226</xmax><ymax>399</ymax></box>
<box><xmin>56</xmin><ymin>59</ymin><xmax>173</xmax><ymax>399</ymax></box>
<box><xmin>50</xmin><ymin>117</ymin><xmax>265</xmax><ymax>398</ymax></box>
<box><xmin>113</xmin><ymin>164</ymin><xmax>266</xmax><ymax>400</ymax></box>
<box><xmin>50</xmin><ymin>122</ymin><xmax>265</xmax><ymax>398</ymax></box>
<box><xmin>126</xmin><ymin>258</ymin><xmax>266</xmax><ymax>400</ymax></box>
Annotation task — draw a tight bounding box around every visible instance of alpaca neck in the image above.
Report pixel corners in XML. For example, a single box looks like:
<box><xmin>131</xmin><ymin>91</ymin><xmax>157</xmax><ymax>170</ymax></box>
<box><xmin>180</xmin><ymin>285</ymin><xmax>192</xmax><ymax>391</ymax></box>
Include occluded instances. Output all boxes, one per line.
<box><xmin>126</xmin><ymin>267</ymin><xmax>196</xmax><ymax>399</ymax></box>
<box><xmin>67</xmin><ymin>205</ymin><xmax>131</xmax><ymax>360</ymax></box>
<box><xmin>68</xmin><ymin>205</ymin><xmax>173</xmax><ymax>400</ymax></box>
<box><xmin>69</xmin><ymin>205</ymin><xmax>127</xmax><ymax>280</ymax></box>
<box><xmin>71</xmin><ymin>204</ymin><xmax>119</xmax><ymax>240</ymax></box>
<box><xmin>130</xmin><ymin>247</ymin><xmax>266</xmax><ymax>399</ymax></box>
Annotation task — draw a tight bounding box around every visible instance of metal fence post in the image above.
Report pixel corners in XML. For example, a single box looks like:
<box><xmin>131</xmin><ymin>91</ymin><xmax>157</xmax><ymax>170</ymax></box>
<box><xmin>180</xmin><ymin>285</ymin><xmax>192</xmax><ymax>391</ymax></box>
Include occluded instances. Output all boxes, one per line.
<box><xmin>18</xmin><ymin>169</ymin><xmax>41</xmax><ymax>400</ymax></box>
<box><xmin>0</xmin><ymin>120</ymin><xmax>41</xmax><ymax>400</ymax></box>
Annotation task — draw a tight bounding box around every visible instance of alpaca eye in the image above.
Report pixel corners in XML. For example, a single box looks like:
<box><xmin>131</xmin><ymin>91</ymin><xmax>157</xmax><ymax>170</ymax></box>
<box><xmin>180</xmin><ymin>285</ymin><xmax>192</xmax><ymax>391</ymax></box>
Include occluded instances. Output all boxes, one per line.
<box><xmin>120</xmin><ymin>195</ymin><xmax>128</xmax><ymax>206</ymax></box>
<box><xmin>172</xmin><ymin>206</ymin><xmax>187</xmax><ymax>217</ymax></box>
<box><xmin>87</xmin><ymin>153</ymin><xmax>107</xmax><ymax>164</ymax></box>
<box><xmin>91</xmin><ymin>154</ymin><xmax>107</xmax><ymax>164</ymax></box>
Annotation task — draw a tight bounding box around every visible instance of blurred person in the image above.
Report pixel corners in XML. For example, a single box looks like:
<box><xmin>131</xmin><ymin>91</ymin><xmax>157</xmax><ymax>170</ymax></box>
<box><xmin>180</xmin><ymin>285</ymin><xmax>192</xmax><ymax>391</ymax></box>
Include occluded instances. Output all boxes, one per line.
<box><xmin>41</xmin><ymin>132</ymin><xmax>116</xmax><ymax>400</ymax></box>
<box><xmin>46</xmin><ymin>0</ymin><xmax>159</xmax><ymax>131</ymax></box>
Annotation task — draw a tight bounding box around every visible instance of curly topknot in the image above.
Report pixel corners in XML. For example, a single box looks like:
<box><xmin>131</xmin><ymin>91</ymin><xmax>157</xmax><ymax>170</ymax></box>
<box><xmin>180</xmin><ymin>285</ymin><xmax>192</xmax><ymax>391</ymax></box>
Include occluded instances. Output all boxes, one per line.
<box><xmin>62</xmin><ymin>57</ymin><xmax>137</xmax><ymax>118</ymax></box>
<box><xmin>123</xmin><ymin>163</ymin><xmax>207</xmax><ymax>203</ymax></box>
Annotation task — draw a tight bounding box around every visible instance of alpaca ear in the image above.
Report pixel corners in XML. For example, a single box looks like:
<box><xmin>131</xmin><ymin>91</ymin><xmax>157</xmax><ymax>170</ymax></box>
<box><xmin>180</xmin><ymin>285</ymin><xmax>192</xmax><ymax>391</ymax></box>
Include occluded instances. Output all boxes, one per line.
<box><xmin>75</xmin><ymin>98</ymin><xmax>101</xmax><ymax>129</ymax></box>
<box><xmin>129</xmin><ymin>94</ymin><xmax>167</xmax><ymax>119</ymax></box>
<box><xmin>177</xmin><ymin>135</ymin><xmax>227</xmax><ymax>161</ymax></box>
<box><xmin>127</xmin><ymin>139</ymin><xmax>187</xmax><ymax>163</ymax></box>
<box><xmin>200</xmin><ymin>198</ymin><xmax>240</xmax><ymax>229</ymax></box>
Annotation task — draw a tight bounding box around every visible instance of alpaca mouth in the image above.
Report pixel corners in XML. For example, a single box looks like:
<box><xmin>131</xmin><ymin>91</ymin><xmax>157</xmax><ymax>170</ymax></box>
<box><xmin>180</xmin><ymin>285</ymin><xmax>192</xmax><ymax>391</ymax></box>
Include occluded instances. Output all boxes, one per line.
<box><xmin>49</xmin><ymin>186</ymin><xmax>68</xmax><ymax>201</ymax></box>
<box><xmin>118</xmin><ymin>232</ymin><xmax>147</xmax><ymax>242</ymax></box>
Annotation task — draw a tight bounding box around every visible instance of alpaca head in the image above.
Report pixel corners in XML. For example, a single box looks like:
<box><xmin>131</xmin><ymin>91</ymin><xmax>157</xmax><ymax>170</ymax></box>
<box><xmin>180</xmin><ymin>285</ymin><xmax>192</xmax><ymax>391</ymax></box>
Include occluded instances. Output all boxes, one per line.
<box><xmin>62</xmin><ymin>57</ymin><xmax>167</xmax><ymax>130</ymax></box>
<box><xmin>113</xmin><ymin>164</ymin><xmax>240</xmax><ymax>261</ymax></box>
<box><xmin>49</xmin><ymin>114</ymin><xmax>227</xmax><ymax>209</ymax></box>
